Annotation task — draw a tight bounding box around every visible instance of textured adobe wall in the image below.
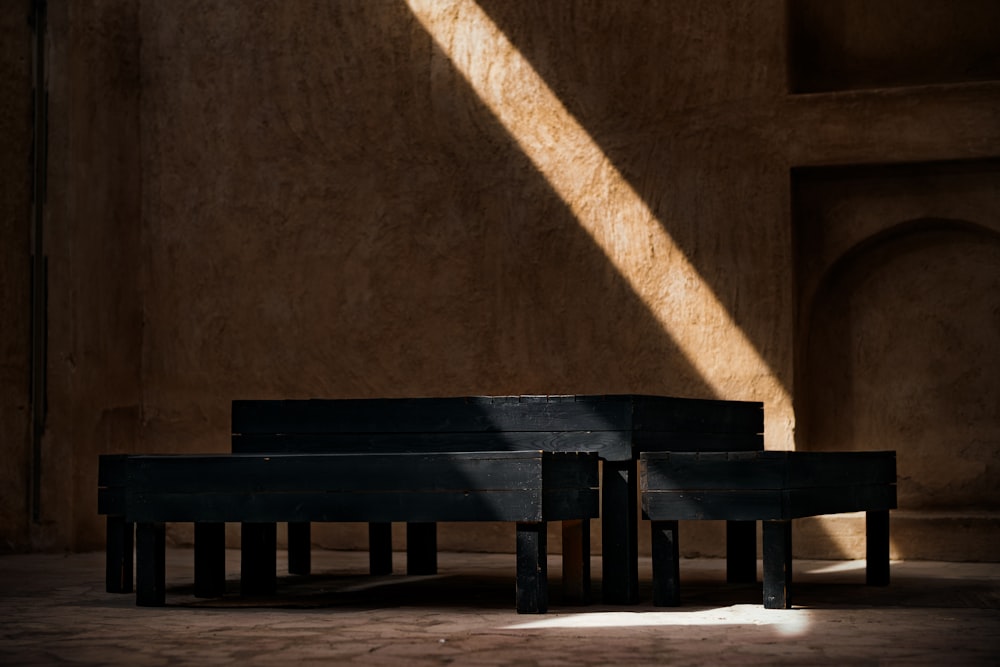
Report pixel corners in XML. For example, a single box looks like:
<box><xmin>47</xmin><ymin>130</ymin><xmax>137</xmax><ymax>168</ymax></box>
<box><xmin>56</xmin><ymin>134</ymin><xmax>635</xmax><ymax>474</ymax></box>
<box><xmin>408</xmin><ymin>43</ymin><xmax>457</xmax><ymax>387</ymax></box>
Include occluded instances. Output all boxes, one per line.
<box><xmin>37</xmin><ymin>0</ymin><xmax>143</xmax><ymax>551</ymax></box>
<box><xmin>5</xmin><ymin>0</ymin><xmax>998</xmax><ymax>559</ymax></box>
<box><xmin>136</xmin><ymin>1</ymin><xmax>794</xmax><ymax>448</ymax></box>
<box><xmin>134</xmin><ymin>0</ymin><xmax>794</xmax><ymax>552</ymax></box>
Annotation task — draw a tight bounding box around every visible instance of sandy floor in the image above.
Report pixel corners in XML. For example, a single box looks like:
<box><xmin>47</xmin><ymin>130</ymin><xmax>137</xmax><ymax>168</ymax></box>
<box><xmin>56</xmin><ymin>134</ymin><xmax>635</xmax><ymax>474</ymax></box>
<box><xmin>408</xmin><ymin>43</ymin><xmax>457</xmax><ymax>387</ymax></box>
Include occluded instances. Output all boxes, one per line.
<box><xmin>1</xmin><ymin>548</ymin><xmax>998</xmax><ymax>665</ymax></box>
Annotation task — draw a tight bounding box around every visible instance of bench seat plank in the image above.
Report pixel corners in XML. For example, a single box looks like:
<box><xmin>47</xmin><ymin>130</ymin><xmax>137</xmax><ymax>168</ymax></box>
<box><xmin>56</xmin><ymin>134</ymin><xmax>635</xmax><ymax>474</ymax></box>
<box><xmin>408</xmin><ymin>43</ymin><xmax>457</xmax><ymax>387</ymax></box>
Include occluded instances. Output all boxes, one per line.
<box><xmin>641</xmin><ymin>450</ymin><xmax>897</xmax><ymax>609</ymax></box>
<box><xmin>100</xmin><ymin>450</ymin><xmax>598</xmax><ymax>613</ymax></box>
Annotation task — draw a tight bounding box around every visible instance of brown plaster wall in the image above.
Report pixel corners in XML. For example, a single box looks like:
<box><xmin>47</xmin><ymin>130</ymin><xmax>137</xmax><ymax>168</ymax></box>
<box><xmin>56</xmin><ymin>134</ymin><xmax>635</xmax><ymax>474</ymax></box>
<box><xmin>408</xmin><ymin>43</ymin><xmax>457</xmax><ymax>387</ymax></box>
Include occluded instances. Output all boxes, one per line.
<box><xmin>36</xmin><ymin>0</ymin><xmax>143</xmax><ymax>550</ymax></box>
<box><xmin>135</xmin><ymin>0</ymin><xmax>795</xmax><ymax>552</ymax></box>
<box><xmin>136</xmin><ymin>0</ymin><xmax>794</xmax><ymax>450</ymax></box>
<box><xmin>2</xmin><ymin>0</ymin><xmax>998</xmax><ymax>559</ymax></box>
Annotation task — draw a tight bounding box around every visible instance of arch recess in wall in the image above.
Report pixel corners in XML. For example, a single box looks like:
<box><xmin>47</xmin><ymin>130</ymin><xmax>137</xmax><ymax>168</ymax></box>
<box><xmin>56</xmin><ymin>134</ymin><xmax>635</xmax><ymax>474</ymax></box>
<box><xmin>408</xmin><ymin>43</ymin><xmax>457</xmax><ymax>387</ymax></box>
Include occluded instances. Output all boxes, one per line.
<box><xmin>798</xmin><ymin>219</ymin><xmax>1000</xmax><ymax>511</ymax></box>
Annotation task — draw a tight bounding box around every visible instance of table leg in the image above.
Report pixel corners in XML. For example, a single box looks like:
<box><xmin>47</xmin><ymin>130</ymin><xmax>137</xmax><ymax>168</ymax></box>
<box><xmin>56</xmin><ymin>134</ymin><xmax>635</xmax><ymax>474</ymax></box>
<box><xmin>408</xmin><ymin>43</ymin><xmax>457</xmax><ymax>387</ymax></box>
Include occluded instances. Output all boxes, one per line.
<box><xmin>369</xmin><ymin>522</ymin><xmax>393</xmax><ymax>575</ymax></box>
<box><xmin>561</xmin><ymin>519</ymin><xmax>590</xmax><ymax>605</ymax></box>
<box><xmin>651</xmin><ymin>520</ymin><xmax>681</xmax><ymax>606</ymax></box>
<box><xmin>516</xmin><ymin>521</ymin><xmax>548</xmax><ymax>613</ymax></box>
<box><xmin>866</xmin><ymin>510</ymin><xmax>891</xmax><ymax>586</ymax></box>
<box><xmin>762</xmin><ymin>519</ymin><xmax>792</xmax><ymax>609</ymax></box>
<box><xmin>136</xmin><ymin>522</ymin><xmax>166</xmax><ymax>606</ymax></box>
<box><xmin>194</xmin><ymin>522</ymin><xmax>226</xmax><ymax>598</ymax></box>
<box><xmin>288</xmin><ymin>522</ymin><xmax>311</xmax><ymax>575</ymax></box>
<box><xmin>726</xmin><ymin>520</ymin><xmax>757</xmax><ymax>583</ymax></box>
<box><xmin>106</xmin><ymin>516</ymin><xmax>133</xmax><ymax>593</ymax></box>
<box><xmin>241</xmin><ymin>522</ymin><xmax>277</xmax><ymax>596</ymax></box>
<box><xmin>601</xmin><ymin>459</ymin><xmax>639</xmax><ymax>604</ymax></box>
<box><xmin>406</xmin><ymin>522</ymin><xmax>437</xmax><ymax>575</ymax></box>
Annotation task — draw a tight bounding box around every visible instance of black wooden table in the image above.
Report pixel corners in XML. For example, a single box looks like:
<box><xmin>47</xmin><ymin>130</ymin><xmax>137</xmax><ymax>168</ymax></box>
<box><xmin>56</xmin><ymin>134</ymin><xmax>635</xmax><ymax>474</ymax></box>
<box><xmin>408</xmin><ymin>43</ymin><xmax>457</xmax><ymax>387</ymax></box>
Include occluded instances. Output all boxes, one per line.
<box><xmin>99</xmin><ymin>450</ymin><xmax>598</xmax><ymax>613</ymax></box>
<box><xmin>640</xmin><ymin>450</ymin><xmax>897</xmax><ymax>608</ymax></box>
<box><xmin>231</xmin><ymin>395</ymin><xmax>765</xmax><ymax>604</ymax></box>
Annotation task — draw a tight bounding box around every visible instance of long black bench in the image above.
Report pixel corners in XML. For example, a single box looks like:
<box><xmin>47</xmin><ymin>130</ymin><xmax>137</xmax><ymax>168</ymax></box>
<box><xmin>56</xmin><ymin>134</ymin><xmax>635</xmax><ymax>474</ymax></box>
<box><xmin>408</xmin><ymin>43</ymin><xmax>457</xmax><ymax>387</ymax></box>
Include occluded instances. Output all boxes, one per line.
<box><xmin>230</xmin><ymin>395</ymin><xmax>765</xmax><ymax>603</ymax></box>
<box><xmin>640</xmin><ymin>450</ymin><xmax>897</xmax><ymax>608</ymax></box>
<box><xmin>98</xmin><ymin>450</ymin><xmax>598</xmax><ymax>613</ymax></box>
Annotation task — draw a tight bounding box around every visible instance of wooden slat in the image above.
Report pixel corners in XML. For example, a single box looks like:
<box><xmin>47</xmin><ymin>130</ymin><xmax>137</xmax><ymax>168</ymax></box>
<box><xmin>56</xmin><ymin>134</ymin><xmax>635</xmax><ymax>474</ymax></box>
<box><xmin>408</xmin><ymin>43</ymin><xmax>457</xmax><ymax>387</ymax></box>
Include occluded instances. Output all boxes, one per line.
<box><xmin>232</xmin><ymin>396</ymin><xmax>634</xmax><ymax>435</ymax></box>
<box><xmin>640</xmin><ymin>451</ymin><xmax>896</xmax><ymax>490</ymax></box>
<box><xmin>232</xmin><ymin>395</ymin><xmax>764</xmax><ymax>436</ymax></box>
<box><xmin>126</xmin><ymin>452</ymin><xmax>546</xmax><ymax>495</ymax></box>
<box><xmin>642</xmin><ymin>490</ymin><xmax>785</xmax><ymax>521</ymax></box>
<box><xmin>231</xmin><ymin>431</ymin><xmax>632</xmax><ymax>460</ymax></box>
<box><xmin>633</xmin><ymin>431</ymin><xmax>763</xmax><ymax>453</ymax></box>
<box><xmin>641</xmin><ymin>452</ymin><xmax>788</xmax><ymax>491</ymax></box>
<box><xmin>542</xmin><ymin>488</ymin><xmax>600</xmax><ymax>521</ymax></box>
<box><xmin>786</xmin><ymin>485</ymin><xmax>897</xmax><ymax>518</ymax></box>
<box><xmin>633</xmin><ymin>396</ymin><xmax>763</xmax><ymax>434</ymax></box>
<box><xmin>786</xmin><ymin>452</ymin><xmax>896</xmax><ymax>488</ymax></box>
<box><xmin>124</xmin><ymin>490</ymin><xmax>548</xmax><ymax>523</ymax></box>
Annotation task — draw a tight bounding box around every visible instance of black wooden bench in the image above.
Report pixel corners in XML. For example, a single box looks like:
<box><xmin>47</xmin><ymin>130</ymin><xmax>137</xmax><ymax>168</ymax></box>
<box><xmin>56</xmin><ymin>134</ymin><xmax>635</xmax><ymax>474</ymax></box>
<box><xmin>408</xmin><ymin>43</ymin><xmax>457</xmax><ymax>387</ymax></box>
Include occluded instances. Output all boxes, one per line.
<box><xmin>230</xmin><ymin>395</ymin><xmax>765</xmax><ymax>604</ymax></box>
<box><xmin>99</xmin><ymin>450</ymin><xmax>598</xmax><ymax>613</ymax></box>
<box><xmin>640</xmin><ymin>450</ymin><xmax>897</xmax><ymax>608</ymax></box>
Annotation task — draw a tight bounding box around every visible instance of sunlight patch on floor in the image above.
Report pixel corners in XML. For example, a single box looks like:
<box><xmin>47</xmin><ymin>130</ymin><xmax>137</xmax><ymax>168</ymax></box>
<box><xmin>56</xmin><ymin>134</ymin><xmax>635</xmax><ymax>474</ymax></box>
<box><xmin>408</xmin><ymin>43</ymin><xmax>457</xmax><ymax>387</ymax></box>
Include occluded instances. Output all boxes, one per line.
<box><xmin>802</xmin><ymin>559</ymin><xmax>868</xmax><ymax>575</ymax></box>
<box><xmin>505</xmin><ymin>605</ymin><xmax>811</xmax><ymax>635</ymax></box>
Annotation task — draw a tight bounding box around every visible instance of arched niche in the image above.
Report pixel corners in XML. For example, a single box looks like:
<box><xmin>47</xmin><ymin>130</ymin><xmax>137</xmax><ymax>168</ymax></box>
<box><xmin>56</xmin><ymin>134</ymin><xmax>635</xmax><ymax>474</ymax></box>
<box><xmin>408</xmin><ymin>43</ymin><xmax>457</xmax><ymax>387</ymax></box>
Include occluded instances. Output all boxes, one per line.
<box><xmin>797</xmin><ymin>219</ymin><xmax>1000</xmax><ymax>511</ymax></box>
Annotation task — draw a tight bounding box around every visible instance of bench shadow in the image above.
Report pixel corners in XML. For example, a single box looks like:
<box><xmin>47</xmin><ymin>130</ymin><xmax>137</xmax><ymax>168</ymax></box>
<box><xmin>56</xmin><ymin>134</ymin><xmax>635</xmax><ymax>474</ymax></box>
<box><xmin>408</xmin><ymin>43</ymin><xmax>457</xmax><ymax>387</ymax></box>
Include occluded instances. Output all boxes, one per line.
<box><xmin>166</xmin><ymin>570</ymin><xmax>567</xmax><ymax>612</ymax></box>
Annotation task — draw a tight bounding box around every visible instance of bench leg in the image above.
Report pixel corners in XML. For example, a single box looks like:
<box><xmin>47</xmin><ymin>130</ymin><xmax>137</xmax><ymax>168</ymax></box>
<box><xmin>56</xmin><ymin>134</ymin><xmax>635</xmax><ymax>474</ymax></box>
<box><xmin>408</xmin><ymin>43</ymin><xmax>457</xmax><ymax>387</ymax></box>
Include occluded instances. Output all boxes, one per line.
<box><xmin>651</xmin><ymin>520</ymin><xmax>681</xmax><ymax>606</ymax></box>
<box><xmin>288</xmin><ymin>522</ymin><xmax>311</xmax><ymax>575</ymax></box>
<box><xmin>561</xmin><ymin>519</ymin><xmax>591</xmax><ymax>605</ymax></box>
<box><xmin>516</xmin><ymin>521</ymin><xmax>548</xmax><ymax>614</ymax></box>
<box><xmin>369</xmin><ymin>522</ymin><xmax>393</xmax><ymax>575</ymax></box>
<box><xmin>406</xmin><ymin>522</ymin><xmax>437</xmax><ymax>575</ymax></box>
<box><xmin>106</xmin><ymin>516</ymin><xmax>134</xmax><ymax>593</ymax></box>
<box><xmin>866</xmin><ymin>510</ymin><xmax>891</xmax><ymax>586</ymax></box>
<box><xmin>194</xmin><ymin>522</ymin><xmax>226</xmax><ymax>598</ymax></box>
<box><xmin>601</xmin><ymin>459</ymin><xmax>639</xmax><ymax>604</ymax></box>
<box><xmin>136</xmin><ymin>522</ymin><xmax>166</xmax><ymax>606</ymax></box>
<box><xmin>726</xmin><ymin>520</ymin><xmax>757</xmax><ymax>583</ymax></box>
<box><xmin>762</xmin><ymin>519</ymin><xmax>793</xmax><ymax>609</ymax></box>
<box><xmin>241</xmin><ymin>522</ymin><xmax>277</xmax><ymax>596</ymax></box>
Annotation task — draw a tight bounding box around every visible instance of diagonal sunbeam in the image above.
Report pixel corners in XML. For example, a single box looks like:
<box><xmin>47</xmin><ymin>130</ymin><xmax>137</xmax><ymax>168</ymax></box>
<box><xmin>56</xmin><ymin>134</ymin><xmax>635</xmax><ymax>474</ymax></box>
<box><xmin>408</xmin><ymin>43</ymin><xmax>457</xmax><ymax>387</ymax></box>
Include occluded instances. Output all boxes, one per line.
<box><xmin>406</xmin><ymin>0</ymin><xmax>791</xmax><ymax>446</ymax></box>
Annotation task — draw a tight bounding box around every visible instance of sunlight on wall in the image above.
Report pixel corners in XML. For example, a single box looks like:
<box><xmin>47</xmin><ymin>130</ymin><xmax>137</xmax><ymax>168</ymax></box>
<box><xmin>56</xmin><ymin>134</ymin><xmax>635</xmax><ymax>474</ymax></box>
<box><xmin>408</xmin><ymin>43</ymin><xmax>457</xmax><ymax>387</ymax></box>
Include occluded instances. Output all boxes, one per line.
<box><xmin>406</xmin><ymin>0</ymin><xmax>791</xmax><ymax>444</ymax></box>
<box><xmin>506</xmin><ymin>606</ymin><xmax>811</xmax><ymax>636</ymax></box>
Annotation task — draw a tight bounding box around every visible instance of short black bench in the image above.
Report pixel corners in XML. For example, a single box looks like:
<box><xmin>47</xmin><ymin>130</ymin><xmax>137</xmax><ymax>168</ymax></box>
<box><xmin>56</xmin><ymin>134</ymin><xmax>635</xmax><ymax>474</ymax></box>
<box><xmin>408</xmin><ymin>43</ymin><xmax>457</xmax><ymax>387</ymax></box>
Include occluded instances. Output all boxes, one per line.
<box><xmin>231</xmin><ymin>395</ymin><xmax>765</xmax><ymax>604</ymax></box>
<box><xmin>99</xmin><ymin>450</ymin><xmax>598</xmax><ymax>613</ymax></box>
<box><xmin>640</xmin><ymin>450</ymin><xmax>896</xmax><ymax>608</ymax></box>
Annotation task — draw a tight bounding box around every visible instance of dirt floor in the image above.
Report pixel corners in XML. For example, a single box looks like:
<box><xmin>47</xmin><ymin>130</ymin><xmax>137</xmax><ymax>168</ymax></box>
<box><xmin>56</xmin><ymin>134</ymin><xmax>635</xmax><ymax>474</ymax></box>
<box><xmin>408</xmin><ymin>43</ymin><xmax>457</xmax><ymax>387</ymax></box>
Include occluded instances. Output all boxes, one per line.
<box><xmin>1</xmin><ymin>548</ymin><xmax>998</xmax><ymax>665</ymax></box>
